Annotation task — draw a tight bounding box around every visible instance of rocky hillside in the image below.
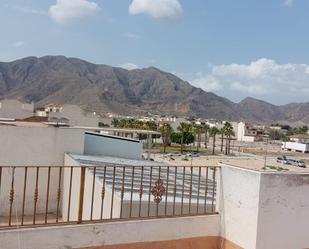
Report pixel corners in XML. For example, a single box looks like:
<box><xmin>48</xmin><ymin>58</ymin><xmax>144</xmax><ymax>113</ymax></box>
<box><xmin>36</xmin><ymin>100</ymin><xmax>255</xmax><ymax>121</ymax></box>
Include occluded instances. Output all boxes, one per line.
<box><xmin>0</xmin><ymin>56</ymin><xmax>308</xmax><ymax>124</ymax></box>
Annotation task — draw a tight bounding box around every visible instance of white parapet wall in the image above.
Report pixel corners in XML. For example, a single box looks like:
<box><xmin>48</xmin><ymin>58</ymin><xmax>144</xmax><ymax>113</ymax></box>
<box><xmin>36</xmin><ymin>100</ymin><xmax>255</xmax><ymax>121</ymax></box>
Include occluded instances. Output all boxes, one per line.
<box><xmin>219</xmin><ymin>165</ymin><xmax>261</xmax><ymax>249</ymax></box>
<box><xmin>219</xmin><ymin>164</ymin><xmax>309</xmax><ymax>249</ymax></box>
<box><xmin>62</xmin><ymin>154</ymin><xmax>121</xmax><ymax>221</ymax></box>
<box><xmin>84</xmin><ymin>132</ymin><xmax>143</xmax><ymax>160</ymax></box>
<box><xmin>0</xmin><ymin>215</ymin><xmax>220</xmax><ymax>249</ymax></box>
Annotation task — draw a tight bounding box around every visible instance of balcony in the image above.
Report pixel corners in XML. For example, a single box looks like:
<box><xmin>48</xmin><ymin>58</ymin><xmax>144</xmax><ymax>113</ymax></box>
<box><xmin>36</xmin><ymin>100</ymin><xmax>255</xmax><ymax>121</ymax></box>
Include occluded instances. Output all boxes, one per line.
<box><xmin>1</xmin><ymin>164</ymin><xmax>309</xmax><ymax>249</ymax></box>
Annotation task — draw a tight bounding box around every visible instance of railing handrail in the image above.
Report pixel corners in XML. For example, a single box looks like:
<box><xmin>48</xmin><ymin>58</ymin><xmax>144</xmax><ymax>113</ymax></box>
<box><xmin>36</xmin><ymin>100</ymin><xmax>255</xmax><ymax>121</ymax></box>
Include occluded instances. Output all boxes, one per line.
<box><xmin>0</xmin><ymin>165</ymin><xmax>219</xmax><ymax>230</ymax></box>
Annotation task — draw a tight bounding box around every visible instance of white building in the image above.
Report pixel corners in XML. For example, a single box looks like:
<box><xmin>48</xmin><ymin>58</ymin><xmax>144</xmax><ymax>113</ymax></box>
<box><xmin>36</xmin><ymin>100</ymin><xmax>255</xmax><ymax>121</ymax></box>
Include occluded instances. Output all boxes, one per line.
<box><xmin>237</xmin><ymin>121</ymin><xmax>256</xmax><ymax>142</ymax></box>
<box><xmin>0</xmin><ymin>99</ymin><xmax>34</xmax><ymax>119</ymax></box>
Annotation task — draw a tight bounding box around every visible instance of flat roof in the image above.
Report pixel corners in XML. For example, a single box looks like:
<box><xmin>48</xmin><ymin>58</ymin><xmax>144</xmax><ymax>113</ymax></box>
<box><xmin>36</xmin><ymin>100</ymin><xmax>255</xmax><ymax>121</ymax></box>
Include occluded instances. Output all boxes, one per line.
<box><xmin>67</xmin><ymin>153</ymin><xmax>216</xmax><ymax>204</ymax></box>
<box><xmin>85</xmin><ymin>131</ymin><xmax>140</xmax><ymax>143</ymax></box>
<box><xmin>72</xmin><ymin>126</ymin><xmax>161</xmax><ymax>135</ymax></box>
<box><xmin>68</xmin><ymin>153</ymin><xmax>164</xmax><ymax>167</ymax></box>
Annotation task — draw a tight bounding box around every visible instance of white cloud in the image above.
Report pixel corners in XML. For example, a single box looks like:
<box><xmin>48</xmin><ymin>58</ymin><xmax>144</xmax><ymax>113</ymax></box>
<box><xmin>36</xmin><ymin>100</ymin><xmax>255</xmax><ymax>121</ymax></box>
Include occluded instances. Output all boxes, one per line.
<box><xmin>119</xmin><ymin>63</ymin><xmax>139</xmax><ymax>70</ymax></box>
<box><xmin>49</xmin><ymin>0</ymin><xmax>99</xmax><ymax>24</ymax></box>
<box><xmin>189</xmin><ymin>58</ymin><xmax>309</xmax><ymax>104</ymax></box>
<box><xmin>12</xmin><ymin>41</ymin><xmax>25</xmax><ymax>47</ymax></box>
<box><xmin>129</xmin><ymin>0</ymin><xmax>182</xmax><ymax>19</ymax></box>
<box><xmin>190</xmin><ymin>75</ymin><xmax>223</xmax><ymax>92</ymax></box>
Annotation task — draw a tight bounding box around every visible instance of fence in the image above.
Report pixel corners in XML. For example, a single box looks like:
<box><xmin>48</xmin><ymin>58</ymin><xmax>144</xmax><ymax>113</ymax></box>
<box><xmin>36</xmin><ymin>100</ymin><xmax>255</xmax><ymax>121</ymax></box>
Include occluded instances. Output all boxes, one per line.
<box><xmin>0</xmin><ymin>165</ymin><xmax>219</xmax><ymax>229</ymax></box>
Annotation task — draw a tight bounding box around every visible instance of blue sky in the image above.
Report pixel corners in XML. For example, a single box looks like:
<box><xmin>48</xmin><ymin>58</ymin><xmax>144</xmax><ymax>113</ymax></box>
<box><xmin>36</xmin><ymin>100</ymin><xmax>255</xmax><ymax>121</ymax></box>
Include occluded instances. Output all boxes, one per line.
<box><xmin>1</xmin><ymin>0</ymin><xmax>309</xmax><ymax>105</ymax></box>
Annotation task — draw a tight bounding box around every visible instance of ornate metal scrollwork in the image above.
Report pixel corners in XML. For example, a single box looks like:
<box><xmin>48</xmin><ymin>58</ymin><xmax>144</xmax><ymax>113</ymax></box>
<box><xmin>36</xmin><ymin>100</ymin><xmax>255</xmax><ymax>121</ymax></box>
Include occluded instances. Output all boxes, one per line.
<box><xmin>151</xmin><ymin>179</ymin><xmax>166</xmax><ymax>204</ymax></box>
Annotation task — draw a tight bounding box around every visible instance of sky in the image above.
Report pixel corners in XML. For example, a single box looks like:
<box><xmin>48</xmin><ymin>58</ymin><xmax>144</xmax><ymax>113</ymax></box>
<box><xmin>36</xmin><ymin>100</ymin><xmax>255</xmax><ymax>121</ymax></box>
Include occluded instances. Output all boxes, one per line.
<box><xmin>0</xmin><ymin>0</ymin><xmax>309</xmax><ymax>105</ymax></box>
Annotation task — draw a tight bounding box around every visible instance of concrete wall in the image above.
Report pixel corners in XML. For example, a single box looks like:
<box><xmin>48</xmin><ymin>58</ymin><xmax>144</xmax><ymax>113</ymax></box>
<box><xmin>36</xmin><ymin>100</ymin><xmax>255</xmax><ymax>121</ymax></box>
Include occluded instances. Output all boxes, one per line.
<box><xmin>219</xmin><ymin>165</ymin><xmax>261</xmax><ymax>249</ymax></box>
<box><xmin>0</xmin><ymin>126</ymin><xmax>85</xmax><ymax>216</ymax></box>
<box><xmin>84</xmin><ymin>132</ymin><xmax>142</xmax><ymax>160</ymax></box>
<box><xmin>0</xmin><ymin>126</ymin><xmax>84</xmax><ymax>166</ymax></box>
<box><xmin>0</xmin><ymin>99</ymin><xmax>34</xmax><ymax>119</ymax></box>
<box><xmin>256</xmin><ymin>173</ymin><xmax>309</xmax><ymax>249</ymax></box>
<box><xmin>219</xmin><ymin>164</ymin><xmax>309</xmax><ymax>249</ymax></box>
<box><xmin>49</xmin><ymin>104</ymin><xmax>99</xmax><ymax>127</ymax></box>
<box><xmin>63</xmin><ymin>155</ymin><xmax>121</xmax><ymax>221</ymax></box>
<box><xmin>0</xmin><ymin>215</ymin><xmax>220</xmax><ymax>249</ymax></box>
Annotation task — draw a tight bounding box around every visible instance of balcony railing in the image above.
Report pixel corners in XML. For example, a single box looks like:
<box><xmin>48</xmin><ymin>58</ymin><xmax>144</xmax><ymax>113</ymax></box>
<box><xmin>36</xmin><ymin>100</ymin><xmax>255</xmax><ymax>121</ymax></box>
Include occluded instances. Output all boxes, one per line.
<box><xmin>0</xmin><ymin>165</ymin><xmax>218</xmax><ymax>229</ymax></box>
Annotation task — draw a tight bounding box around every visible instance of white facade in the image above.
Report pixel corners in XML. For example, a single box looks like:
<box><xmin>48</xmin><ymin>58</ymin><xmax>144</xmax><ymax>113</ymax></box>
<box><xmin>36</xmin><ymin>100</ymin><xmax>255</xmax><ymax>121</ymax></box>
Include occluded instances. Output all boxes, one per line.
<box><xmin>0</xmin><ymin>99</ymin><xmax>34</xmax><ymax>119</ymax></box>
<box><xmin>48</xmin><ymin>104</ymin><xmax>99</xmax><ymax>127</ymax></box>
<box><xmin>282</xmin><ymin>141</ymin><xmax>309</xmax><ymax>153</ymax></box>
<box><xmin>237</xmin><ymin>122</ymin><xmax>256</xmax><ymax>142</ymax></box>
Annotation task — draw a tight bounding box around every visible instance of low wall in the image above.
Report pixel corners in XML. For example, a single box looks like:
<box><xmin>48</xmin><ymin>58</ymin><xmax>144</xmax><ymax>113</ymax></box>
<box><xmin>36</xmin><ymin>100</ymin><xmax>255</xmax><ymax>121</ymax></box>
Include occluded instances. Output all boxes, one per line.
<box><xmin>219</xmin><ymin>164</ymin><xmax>309</xmax><ymax>249</ymax></box>
<box><xmin>0</xmin><ymin>215</ymin><xmax>220</xmax><ymax>249</ymax></box>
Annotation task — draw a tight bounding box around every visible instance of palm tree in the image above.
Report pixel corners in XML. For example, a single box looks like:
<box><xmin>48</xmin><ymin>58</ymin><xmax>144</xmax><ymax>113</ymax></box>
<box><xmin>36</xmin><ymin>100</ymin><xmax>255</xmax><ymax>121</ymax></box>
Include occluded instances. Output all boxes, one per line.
<box><xmin>177</xmin><ymin>122</ymin><xmax>191</xmax><ymax>154</ymax></box>
<box><xmin>193</xmin><ymin>124</ymin><xmax>204</xmax><ymax>152</ymax></box>
<box><xmin>209</xmin><ymin>127</ymin><xmax>220</xmax><ymax>155</ymax></box>
<box><xmin>223</xmin><ymin>122</ymin><xmax>234</xmax><ymax>155</ymax></box>
<box><xmin>159</xmin><ymin>124</ymin><xmax>173</xmax><ymax>153</ymax></box>
<box><xmin>220</xmin><ymin>127</ymin><xmax>225</xmax><ymax>152</ymax></box>
<box><xmin>203</xmin><ymin>124</ymin><xmax>210</xmax><ymax>149</ymax></box>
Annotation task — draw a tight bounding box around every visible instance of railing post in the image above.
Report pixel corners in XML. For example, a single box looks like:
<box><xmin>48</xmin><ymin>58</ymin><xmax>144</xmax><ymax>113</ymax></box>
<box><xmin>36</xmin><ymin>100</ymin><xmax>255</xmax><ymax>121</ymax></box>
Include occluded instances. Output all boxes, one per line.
<box><xmin>77</xmin><ymin>167</ymin><xmax>86</xmax><ymax>224</ymax></box>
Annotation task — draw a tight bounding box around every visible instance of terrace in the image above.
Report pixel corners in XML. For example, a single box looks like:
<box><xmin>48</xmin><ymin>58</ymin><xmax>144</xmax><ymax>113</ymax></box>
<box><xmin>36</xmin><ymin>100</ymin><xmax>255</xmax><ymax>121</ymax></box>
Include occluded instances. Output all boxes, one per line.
<box><xmin>1</xmin><ymin>162</ymin><xmax>309</xmax><ymax>249</ymax></box>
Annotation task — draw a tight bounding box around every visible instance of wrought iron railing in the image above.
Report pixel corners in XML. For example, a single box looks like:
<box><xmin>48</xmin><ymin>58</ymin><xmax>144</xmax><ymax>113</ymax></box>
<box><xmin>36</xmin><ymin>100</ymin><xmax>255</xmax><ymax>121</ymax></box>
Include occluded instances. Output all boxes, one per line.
<box><xmin>0</xmin><ymin>165</ymin><xmax>219</xmax><ymax>229</ymax></box>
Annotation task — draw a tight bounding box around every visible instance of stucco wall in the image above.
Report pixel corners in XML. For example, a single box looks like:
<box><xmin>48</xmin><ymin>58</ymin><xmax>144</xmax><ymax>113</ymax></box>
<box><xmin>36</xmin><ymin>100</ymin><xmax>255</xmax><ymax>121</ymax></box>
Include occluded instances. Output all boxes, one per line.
<box><xmin>0</xmin><ymin>126</ymin><xmax>85</xmax><ymax>216</ymax></box>
<box><xmin>256</xmin><ymin>173</ymin><xmax>309</xmax><ymax>249</ymax></box>
<box><xmin>220</xmin><ymin>164</ymin><xmax>309</xmax><ymax>249</ymax></box>
<box><xmin>0</xmin><ymin>215</ymin><xmax>220</xmax><ymax>249</ymax></box>
<box><xmin>63</xmin><ymin>155</ymin><xmax>121</xmax><ymax>221</ymax></box>
<box><xmin>0</xmin><ymin>126</ymin><xmax>84</xmax><ymax>166</ymax></box>
<box><xmin>84</xmin><ymin>132</ymin><xmax>142</xmax><ymax>160</ymax></box>
<box><xmin>219</xmin><ymin>165</ymin><xmax>261</xmax><ymax>249</ymax></box>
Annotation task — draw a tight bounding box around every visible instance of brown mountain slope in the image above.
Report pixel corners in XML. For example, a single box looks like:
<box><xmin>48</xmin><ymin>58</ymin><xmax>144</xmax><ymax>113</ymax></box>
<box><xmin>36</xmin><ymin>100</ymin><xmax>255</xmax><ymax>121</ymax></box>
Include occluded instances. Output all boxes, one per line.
<box><xmin>0</xmin><ymin>56</ymin><xmax>308</xmax><ymax>124</ymax></box>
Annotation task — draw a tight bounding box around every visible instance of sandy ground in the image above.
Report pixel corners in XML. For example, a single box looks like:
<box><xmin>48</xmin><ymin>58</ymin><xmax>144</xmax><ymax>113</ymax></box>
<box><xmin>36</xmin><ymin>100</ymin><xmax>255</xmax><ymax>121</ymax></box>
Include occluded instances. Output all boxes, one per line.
<box><xmin>150</xmin><ymin>153</ymin><xmax>309</xmax><ymax>173</ymax></box>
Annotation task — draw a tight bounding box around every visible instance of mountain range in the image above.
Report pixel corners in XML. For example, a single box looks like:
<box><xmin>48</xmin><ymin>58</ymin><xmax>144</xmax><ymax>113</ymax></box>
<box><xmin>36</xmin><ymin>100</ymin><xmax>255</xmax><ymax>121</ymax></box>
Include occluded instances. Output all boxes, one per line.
<box><xmin>0</xmin><ymin>56</ymin><xmax>308</xmax><ymax>125</ymax></box>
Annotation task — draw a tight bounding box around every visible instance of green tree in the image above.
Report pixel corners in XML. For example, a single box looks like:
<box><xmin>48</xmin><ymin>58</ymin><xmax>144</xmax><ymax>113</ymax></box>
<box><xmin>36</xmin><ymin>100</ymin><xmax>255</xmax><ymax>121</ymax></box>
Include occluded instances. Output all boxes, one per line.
<box><xmin>193</xmin><ymin>124</ymin><xmax>204</xmax><ymax>152</ymax></box>
<box><xmin>220</xmin><ymin>128</ymin><xmax>225</xmax><ymax>152</ymax></box>
<box><xmin>223</xmin><ymin>122</ymin><xmax>234</xmax><ymax>155</ymax></box>
<box><xmin>209</xmin><ymin>127</ymin><xmax>220</xmax><ymax>155</ymax></box>
<box><xmin>203</xmin><ymin>124</ymin><xmax>210</xmax><ymax>149</ymax></box>
<box><xmin>159</xmin><ymin>124</ymin><xmax>173</xmax><ymax>153</ymax></box>
<box><xmin>177</xmin><ymin>122</ymin><xmax>192</xmax><ymax>154</ymax></box>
